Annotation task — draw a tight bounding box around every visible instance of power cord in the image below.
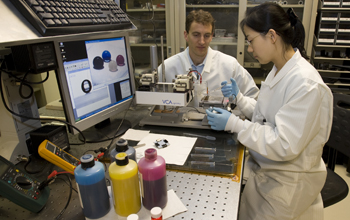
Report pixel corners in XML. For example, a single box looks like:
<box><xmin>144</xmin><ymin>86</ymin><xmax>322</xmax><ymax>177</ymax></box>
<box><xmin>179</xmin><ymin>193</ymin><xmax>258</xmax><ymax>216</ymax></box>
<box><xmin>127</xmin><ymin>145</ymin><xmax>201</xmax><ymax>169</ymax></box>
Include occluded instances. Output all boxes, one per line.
<box><xmin>1</xmin><ymin>62</ymin><xmax>50</xmax><ymax>99</ymax></box>
<box><xmin>86</xmin><ymin>95</ymin><xmax>135</xmax><ymax>160</ymax></box>
<box><xmin>23</xmin><ymin>155</ymin><xmax>48</xmax><ymax>174</ymax></box>
<box><xmin>38</xmin><ymin>171</ymin><xmax>73</xmax><ymax>220</ymax></box>
<box><xmin>0</xmin><ymin>63</ymin><xmax>87</xmax><ymax>144</ymax></box>
<box><xmin>106</xmin><ymin>95</ymin><xmax>135</xmax><ymax>152</ymax></box>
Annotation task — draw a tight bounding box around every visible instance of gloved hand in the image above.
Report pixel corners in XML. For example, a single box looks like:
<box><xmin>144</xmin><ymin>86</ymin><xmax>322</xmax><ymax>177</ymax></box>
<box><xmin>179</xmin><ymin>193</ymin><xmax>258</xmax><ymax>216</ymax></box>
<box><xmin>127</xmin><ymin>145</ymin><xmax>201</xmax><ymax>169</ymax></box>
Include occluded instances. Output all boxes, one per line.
<box><xmin>221</xmin><ymin>78</ymin><xmax>239</xmax><ymax>98</ymax></box>
<box><xmin>205</xmin><ymin>107</ymin><xmax>232</xmax><ymax>131</ymax></box>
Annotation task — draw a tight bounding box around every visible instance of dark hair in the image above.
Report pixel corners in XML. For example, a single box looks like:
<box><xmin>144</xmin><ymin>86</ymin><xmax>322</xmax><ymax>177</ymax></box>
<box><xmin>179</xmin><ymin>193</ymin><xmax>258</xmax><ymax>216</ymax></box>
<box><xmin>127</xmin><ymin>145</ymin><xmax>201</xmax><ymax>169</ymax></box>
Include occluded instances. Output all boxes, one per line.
<box><xmin>240</xmin><ymin>2</ymin><xmax>307</xmax><ymax>59</ymax></box>
<box><xmin>186</xmin><ymin>10</ymin><xmax>215</xmax><ymax>34</ymax></box>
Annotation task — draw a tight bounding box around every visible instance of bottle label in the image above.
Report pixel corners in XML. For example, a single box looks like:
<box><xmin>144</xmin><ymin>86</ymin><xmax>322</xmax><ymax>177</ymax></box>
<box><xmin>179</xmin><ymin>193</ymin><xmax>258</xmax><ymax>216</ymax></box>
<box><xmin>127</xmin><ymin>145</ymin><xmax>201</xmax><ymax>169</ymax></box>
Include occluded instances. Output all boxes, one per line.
<box><xmin>138</xmin><ymin>171</ymin><xmax>144</xmax><ymax>198</ymax></box>
<box><xmin>111</xmin><ymin>183</ymin><xmax>116</xmax><ymax>207</ymax></box>
<box><xmin>76</xmin><ymin>183</ymin><xmax>84</xmax><ymax>209</ymax></box>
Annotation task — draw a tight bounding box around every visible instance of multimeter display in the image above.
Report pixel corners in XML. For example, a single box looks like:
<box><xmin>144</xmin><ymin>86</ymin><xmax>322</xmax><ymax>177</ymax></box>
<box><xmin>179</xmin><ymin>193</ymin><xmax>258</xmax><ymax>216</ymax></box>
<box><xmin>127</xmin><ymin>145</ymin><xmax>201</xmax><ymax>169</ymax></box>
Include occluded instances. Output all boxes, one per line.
<box><xmin>0</xmin><ymin>163</ymin><xmax>9</xmax><ymax>176</ymax></box>
<box><xmin>39</xmin><ymin>140</ymin><xmax>80</xmax><ymax>172</ymax></box>
<box><xmin>46</xmin><ymin>143</ymin><xmax>56</xmax><ymax>153</ymax></box>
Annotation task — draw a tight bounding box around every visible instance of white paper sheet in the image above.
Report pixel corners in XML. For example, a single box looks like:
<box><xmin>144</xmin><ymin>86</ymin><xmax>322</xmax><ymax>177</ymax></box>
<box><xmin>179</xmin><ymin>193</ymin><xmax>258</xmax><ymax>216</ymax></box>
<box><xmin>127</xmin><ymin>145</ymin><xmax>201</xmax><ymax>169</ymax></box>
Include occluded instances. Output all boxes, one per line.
<box><xmin>88</xmin><ymin>188</ymin><xmax>187</xmax><ymax>220</ymax></box>
<box><xmin>120</xmin><ymin>129</ymin><xmax>150</xmax><ymax>141</ymax></box>
<box><xmin>135</xmin><ymin>133</ymin><xmax>197</xmax><ymax>166</ymax></box>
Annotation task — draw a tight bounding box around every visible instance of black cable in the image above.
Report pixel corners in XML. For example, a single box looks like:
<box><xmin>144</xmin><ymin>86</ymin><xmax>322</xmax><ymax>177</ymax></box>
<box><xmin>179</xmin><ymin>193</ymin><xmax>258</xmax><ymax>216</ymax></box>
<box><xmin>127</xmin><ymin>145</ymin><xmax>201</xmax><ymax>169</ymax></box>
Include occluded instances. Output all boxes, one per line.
<box><xmin>1</xmin><ymin>67</ymin><xmax>49</xmax><ymax>100</ymax></box>
<box><xmin>18</xmin><ymin>71</ymin><xmax>34</xmax><ymax>99</ymax></box>
<box><xmin>0</xmin><ymin>69</ymin><xmax>87</xmax><ymax>144</ymax></box>
<box><xmin>4</xmin><ymin>69</ymin><xmax>50</xmax><ymax>84</ymax></box>
<box><xmin>54</xmin><ymin>174</ymin><xmax>73</xmax><ymax>220</ymax></box>
<box><xmin>106</xmin><ymin>95</ymin><xmax>135</xmax><ymax>151</ymax></box>
<box><xmin>56</xmin><ymin>176</ymin><xmax>78</xmax><ymax>193</ymax></box>
<box><xmin>23</xmin><ymin>156</ymin><xmax>48</xmax><ymax>174</ymax></box>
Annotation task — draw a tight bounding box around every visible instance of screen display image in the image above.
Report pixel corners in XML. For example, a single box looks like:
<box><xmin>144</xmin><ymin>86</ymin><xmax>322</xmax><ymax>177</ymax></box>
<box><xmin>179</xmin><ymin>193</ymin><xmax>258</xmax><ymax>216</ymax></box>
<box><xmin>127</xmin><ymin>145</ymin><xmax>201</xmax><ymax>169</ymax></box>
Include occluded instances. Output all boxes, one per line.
<box><xmin>55</xmin><ymin>33</ymin><xmax>135</xmax><ymax>139</ymax></box>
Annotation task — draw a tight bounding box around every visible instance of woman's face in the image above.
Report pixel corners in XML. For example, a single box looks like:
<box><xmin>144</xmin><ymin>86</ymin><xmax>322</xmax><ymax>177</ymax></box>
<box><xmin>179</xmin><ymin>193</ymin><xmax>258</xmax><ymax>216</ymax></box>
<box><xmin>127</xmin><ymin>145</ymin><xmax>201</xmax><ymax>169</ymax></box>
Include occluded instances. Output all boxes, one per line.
<box><xmin>243</xmin><ymin>25</ymin><xmax>274</xmax><ymax>65</ymax></box>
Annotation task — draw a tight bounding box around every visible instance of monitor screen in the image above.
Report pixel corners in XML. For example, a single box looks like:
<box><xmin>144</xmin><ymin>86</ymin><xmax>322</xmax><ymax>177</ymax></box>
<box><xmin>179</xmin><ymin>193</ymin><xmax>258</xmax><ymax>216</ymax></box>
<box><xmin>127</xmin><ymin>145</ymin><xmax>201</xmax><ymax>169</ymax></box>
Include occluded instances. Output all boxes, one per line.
<box><xmin>54</xmin><ymin>32</ymin><xmax>135</xmax><ymax>138</ymax></box>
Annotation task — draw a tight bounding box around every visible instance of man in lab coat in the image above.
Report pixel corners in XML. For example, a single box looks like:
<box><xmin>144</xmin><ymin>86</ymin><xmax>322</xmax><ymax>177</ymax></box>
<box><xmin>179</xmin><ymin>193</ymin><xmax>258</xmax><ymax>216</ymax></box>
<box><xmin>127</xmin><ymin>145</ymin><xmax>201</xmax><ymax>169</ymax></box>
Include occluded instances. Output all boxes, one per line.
<box><xmin>157</xmin><ymin>9</ymin><xmax>259</xmax><ymax>99</ymax></box>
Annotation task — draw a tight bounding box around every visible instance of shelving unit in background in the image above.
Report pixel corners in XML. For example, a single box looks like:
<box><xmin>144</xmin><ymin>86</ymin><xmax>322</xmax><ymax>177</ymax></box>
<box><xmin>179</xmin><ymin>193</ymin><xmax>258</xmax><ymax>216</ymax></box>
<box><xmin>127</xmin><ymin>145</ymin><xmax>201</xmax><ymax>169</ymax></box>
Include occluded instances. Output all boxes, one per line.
<box><xmin>125</xmin><ymin>0</ymin><xmax>172</xmax><ymax>84</ymax></box>
<box><xmin>126</xmin><ymin>0</ymin><xmax>319</xmax><ymax>87</ymax></box>
<box><xmin>311</xmin><ymin>0</ymin><xmax>350</xmax><ymax>93</ymax></box>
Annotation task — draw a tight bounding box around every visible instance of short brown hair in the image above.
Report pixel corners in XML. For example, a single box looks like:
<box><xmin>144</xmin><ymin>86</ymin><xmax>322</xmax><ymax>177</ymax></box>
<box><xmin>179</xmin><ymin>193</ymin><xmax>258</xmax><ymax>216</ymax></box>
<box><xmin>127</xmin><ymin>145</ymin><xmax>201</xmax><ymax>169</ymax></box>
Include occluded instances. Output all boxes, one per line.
<box><xmin>186</xmin><ymin>10</ymin><xmax>215</xmax><ymax>33</ymax></box>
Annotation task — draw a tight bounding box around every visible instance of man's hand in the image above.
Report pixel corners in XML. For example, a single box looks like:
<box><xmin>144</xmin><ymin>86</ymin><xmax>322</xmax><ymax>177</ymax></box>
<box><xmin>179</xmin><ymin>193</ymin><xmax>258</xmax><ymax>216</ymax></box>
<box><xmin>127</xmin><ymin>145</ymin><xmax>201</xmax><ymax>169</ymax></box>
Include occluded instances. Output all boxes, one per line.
<box><xmin>221</xmin><ymin>78</ymin><xmax>239</xmax><ymax>98</ymax></box>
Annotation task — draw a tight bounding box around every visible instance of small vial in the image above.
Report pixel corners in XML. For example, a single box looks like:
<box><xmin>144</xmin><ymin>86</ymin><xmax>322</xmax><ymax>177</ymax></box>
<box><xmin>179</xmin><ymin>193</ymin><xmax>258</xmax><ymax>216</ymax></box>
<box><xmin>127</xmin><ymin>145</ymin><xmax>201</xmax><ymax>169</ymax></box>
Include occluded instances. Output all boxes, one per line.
<box><xmin>127</xmin><ymin>214</ymin><xmax>139</xmax><ymax>220</ymax></box>
<box><xmin>150</xmin><ymin>207</ymin><xmax>163</xmax><ymax>220</ymax></box>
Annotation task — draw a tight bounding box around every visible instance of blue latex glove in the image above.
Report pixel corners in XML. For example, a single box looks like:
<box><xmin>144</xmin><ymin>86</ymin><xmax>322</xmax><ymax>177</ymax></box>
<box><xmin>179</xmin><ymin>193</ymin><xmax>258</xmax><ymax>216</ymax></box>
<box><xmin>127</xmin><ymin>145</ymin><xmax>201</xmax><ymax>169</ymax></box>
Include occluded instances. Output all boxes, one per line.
<box><xmin>205</xmin><ymin>107</ymin><xmax>232</xmax><ymax>131</ymax></box>
<box><xmin>221</xmin><ymin>78</ymin><xmax>239</xmax><ymax>98</ymax></box>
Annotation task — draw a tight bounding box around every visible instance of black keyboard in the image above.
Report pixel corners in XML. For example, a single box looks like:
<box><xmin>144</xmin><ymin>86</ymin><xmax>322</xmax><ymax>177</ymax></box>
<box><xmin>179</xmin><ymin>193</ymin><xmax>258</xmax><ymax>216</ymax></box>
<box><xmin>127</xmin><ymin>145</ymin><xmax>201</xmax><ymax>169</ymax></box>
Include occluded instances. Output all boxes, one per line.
<box><xmin>10</xmin><ymin>0</ymin><xmax>133</xmax><ymax>36</ymax></box>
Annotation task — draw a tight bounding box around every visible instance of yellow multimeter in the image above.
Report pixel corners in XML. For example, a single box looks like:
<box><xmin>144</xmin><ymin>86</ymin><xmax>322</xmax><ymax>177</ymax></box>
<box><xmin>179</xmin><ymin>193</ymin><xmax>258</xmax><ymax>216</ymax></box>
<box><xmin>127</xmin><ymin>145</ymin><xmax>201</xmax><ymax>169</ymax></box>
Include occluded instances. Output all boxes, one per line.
<box><xmin>38</xmin><ymin>140</ymin><xmax>80</xmax><ymax>173</ymax></box>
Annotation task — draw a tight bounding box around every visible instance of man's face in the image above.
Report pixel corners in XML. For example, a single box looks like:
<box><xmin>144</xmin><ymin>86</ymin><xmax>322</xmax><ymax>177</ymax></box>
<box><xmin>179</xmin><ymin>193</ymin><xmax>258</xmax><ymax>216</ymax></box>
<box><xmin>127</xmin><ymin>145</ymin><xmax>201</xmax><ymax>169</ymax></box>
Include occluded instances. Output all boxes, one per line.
<box><xmin>184</xmin><ymin>21</ymin><xmax>213</xmax><ymax>63</ymax></box>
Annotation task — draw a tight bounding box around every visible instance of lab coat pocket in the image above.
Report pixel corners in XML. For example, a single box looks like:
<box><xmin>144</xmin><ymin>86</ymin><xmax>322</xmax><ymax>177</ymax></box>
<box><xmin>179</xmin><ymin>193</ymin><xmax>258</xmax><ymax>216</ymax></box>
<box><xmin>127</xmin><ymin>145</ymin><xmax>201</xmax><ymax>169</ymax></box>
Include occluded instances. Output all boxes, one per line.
<box><xmin>256</xmin><ymin>171</ymin><xmax>295</xmax><ymax>207</ymax></box>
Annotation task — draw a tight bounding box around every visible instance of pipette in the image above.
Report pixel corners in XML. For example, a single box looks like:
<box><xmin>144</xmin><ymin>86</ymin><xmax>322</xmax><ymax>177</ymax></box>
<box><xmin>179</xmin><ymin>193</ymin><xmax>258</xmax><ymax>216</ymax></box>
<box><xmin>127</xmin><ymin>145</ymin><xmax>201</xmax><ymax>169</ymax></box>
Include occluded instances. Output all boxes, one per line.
<box><xmin>183</xmin><ymin>133</ymin><xmax>216</xmax><ymax>140</ymax></box>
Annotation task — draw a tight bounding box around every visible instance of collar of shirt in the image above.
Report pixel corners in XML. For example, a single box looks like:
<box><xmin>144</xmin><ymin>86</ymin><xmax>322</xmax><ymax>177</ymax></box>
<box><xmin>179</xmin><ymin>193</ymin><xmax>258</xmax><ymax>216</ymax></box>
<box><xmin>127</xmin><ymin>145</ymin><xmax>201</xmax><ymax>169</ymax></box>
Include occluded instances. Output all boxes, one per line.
<box><xmin>265</xmin><ymin>48</ymin><xmax>301</xmax><ymax>88</ymax></box>
<box><xmin>187</xmin><ymin>47</ymin><xmax>207</xmax><ymax>76</ymax></box>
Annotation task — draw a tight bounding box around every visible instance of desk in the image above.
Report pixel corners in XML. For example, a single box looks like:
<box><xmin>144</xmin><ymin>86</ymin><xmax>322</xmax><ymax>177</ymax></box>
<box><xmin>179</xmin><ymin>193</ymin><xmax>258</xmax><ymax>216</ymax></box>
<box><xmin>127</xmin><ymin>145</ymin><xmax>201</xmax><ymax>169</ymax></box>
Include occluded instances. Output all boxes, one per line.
<box><xmin>0</xmin><ymin>105</ymin><xmax>244</xmax><ymax>219</ymax></box>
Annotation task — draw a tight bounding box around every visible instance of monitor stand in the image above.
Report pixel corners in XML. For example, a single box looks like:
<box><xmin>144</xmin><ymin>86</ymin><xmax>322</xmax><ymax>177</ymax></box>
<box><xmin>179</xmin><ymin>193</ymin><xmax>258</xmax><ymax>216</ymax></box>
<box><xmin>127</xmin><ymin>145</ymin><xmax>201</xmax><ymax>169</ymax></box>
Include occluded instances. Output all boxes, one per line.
<box><xmin>78</xmin><ymin>118</ymin><xmax>131</xmax><ymax>143</ymax></box>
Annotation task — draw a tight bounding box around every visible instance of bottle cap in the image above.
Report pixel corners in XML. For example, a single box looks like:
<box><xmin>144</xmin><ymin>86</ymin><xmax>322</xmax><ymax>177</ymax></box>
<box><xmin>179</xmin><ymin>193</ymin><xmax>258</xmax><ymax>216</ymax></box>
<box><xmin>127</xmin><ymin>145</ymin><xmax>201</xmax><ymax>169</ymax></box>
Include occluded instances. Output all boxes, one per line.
<box><xmin>127</xmin><ymin>214</ymin><xmax>139</xmax><ymax>220</ymax></box>
<box><xmin>116</xmin><ymin>139</ymin><xmax>128</xmax><ymax>152</ymax></box>
<box><xmin>116</xmin><ymin>152</ymin><xmax>129</xmax><ymax>166</ymax></box>
<box><xmin>145</xmin><ymin>148</ymin><xmax>157</xmax><ymax>161</ymax></box>
<box><xmin>80</xmin><ymin>154</ymin><xmax>95</xmax><ymax>169</ymax></box>
<box><xmin>150</xmin><ymin>207</ymin><xmax>162</xmax><ymax>218</ymax></box>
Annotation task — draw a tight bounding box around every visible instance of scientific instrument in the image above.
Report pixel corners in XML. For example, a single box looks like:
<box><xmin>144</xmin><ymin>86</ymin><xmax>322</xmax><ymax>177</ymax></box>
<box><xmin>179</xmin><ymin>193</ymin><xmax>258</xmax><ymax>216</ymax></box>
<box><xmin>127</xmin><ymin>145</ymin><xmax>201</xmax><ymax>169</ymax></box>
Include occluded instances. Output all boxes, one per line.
<box><xmin>38</xmin><ymin>140</ymin><xmax>79</xmax><ymax>173</ymax></box>
<box><xmin>135</xmin><ymin>39</ymin><xmax>229</xmax><ymax>129</ymax></box>
<box><xmin>0</xmin><ymin>155</ymin><xmax>50</xmax><ymax>213</ymax></box>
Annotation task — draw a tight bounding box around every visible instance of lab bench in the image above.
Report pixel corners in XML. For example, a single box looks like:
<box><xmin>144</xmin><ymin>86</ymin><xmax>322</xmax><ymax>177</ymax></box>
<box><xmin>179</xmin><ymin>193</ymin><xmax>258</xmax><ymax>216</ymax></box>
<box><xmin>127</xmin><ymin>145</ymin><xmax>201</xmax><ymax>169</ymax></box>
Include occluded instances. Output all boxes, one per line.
<box><xmin>0</xmin><ymin>105</ymin><xmax>244</xmax><ymax>220</ymax></box>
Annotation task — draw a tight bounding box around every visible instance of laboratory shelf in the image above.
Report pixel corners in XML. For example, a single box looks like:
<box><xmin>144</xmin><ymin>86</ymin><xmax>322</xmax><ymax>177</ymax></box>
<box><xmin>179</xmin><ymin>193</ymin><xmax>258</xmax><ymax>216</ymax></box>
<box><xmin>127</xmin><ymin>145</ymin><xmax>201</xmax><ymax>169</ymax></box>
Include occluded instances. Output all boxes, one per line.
<box><xmin>314</xmin><ymin>57</ymin><xmax>350</xmax><ymax>61</ymax></box>
<box><xmin>127</xmin><ymin>8</ymin><xmax>166</xmax><ymax>12</ymax></box>
<box><xmin>186</xmin><ymin>4</ymin><xmax>239</xmax><ymax>8</ymax></box>
<box><xmin>131</xmin><ymin>43</ymin><xmax>167</xmax><ymax>47</ymax></box>
<box><xmin>315</xmin><ymin>44</ymin><xmax>350</xmax><ymax>48</ymax></box>
<box><xmin>210</xmin><ymin>41</ymin><xmax>238</xmax><ymax>46</ymax></box>
<box><xmin>318</xmin><ymin>69</ymin><xmax>350</xmax><ymax>74</ymax></box>
<box><xmin>247</xmin><ymin>4</ymin><xmax>304</xmax><ymax>8</ymax></box>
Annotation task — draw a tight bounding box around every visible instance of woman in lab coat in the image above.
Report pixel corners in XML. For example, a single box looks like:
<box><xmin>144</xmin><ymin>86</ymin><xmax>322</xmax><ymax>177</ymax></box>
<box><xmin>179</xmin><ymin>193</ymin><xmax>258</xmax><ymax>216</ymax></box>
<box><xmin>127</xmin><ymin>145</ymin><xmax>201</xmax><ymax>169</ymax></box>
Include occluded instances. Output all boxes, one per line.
<box><xmin>206</xmin><ymin>3</ymin><xmax>333</xmax><ymax>220</ymax></box>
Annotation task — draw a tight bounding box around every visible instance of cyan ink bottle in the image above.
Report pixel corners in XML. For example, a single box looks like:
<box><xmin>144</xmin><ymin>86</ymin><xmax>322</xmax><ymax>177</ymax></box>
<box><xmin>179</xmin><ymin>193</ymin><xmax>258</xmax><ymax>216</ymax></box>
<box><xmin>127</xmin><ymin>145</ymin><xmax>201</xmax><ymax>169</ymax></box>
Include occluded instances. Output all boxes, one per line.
<box><xmin>74</xmin><ymin>154</ymin><xmax>110</xmax><ymax>219</ymax></box>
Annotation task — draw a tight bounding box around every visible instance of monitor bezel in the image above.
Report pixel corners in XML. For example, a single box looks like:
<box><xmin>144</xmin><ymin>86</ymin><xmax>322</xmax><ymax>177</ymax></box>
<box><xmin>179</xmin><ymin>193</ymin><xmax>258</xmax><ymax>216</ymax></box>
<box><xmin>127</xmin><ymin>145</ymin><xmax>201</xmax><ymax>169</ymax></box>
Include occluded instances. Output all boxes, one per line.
<box><xmin>53</xmin><ymin>31</ymin><xmax>136</xmax><ymax>135</ymax></box>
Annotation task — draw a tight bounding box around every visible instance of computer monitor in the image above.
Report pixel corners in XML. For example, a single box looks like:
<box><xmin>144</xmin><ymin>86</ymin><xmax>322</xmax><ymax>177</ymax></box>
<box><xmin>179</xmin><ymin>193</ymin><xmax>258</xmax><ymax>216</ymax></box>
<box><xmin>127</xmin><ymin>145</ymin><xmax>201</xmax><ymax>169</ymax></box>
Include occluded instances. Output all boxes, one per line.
<box><xmin>54</xmin><ymin>32</ymin><xmax>135</xmax><ymax>142</ymax></box>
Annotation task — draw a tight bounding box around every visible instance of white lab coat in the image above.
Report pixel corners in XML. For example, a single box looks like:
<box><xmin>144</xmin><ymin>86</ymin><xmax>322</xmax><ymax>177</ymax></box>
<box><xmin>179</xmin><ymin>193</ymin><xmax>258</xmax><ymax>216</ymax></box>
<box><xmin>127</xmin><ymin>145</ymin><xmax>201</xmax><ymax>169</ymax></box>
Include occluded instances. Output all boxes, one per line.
<box><xmin>225</xmin><ymin>50</ymin><xmax>333</xmax><ymax>220</ymax></box>
<box><xmin>157</xmin><ymin>47</ymin><xmax>259</xmax><ymax>98</ymax></box>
